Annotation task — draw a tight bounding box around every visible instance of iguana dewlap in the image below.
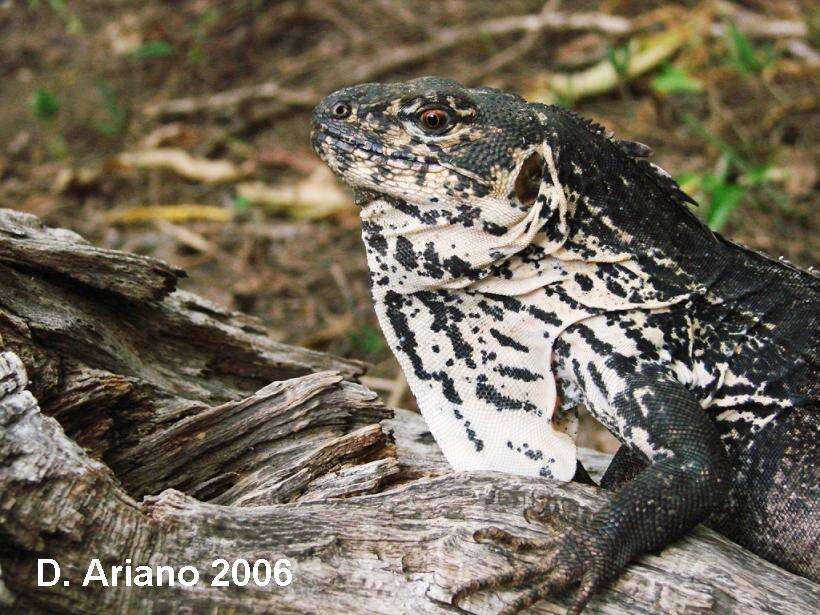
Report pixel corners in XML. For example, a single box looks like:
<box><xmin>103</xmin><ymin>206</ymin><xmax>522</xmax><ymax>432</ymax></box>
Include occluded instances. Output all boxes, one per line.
<box><xmin>311</xmin><ymin>77</ymin><xmax>818</xmax><ymax>612</ymax></box>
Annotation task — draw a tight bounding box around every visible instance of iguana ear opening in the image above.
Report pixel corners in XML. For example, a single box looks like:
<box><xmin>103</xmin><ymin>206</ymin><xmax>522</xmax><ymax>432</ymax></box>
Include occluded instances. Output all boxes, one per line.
<box><xmin>513</xmin><ymin>151</ymin><xmax>545</xmax><ymax>207</ymax></box>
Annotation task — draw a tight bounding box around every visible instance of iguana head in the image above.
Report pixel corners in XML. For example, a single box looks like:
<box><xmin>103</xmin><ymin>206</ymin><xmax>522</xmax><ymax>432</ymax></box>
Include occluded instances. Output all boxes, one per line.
<box><xmin>312</xmin><ymin>76</ymin><xmax>560</xmax><ymax>292</ymax></box>
<box><xmin>311</xmin><ymin>76</ymin><xmax>547</xmax><ymax>210</ymax></box>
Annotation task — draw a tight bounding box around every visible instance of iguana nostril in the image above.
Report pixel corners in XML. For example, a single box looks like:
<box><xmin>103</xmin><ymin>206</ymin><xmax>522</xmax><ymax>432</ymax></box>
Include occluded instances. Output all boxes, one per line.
<box><xmin>331</xmin><ymin>101</ymin><xmax>352</xmax><ymax>119</ymax></box>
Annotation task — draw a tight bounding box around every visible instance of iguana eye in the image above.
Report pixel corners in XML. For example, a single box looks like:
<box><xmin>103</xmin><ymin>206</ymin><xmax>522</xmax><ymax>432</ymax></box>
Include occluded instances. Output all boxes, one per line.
<box><xmin>331</xmin><ymin>101</ymin><xmax>351</xmax><ymax>119</ymax></box>
<box><xmin>418</xmin><ymin>108</ymin><xmax>452</xmax><ymax>134</ymax></box>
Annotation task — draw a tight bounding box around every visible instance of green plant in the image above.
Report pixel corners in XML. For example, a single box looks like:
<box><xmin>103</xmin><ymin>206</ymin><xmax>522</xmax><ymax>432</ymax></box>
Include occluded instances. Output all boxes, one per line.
<box><xmin>679</xmin><ymin>115</ymin><xmax>778</xmax><ymax>231</ymax></box>
<box><xmin>133</xmin><ymin>41</ymin><xmax>176</xmax><ymax>60</ymax></box>
<box><xmin>607</xmin><ymin>43</ymin><xmax>632</xmax><ymax>79</ymax></box>
<box><xmin>726</xmin><ymin>23</ymin><xmax>778</xmax><ymax>75</ymax></box>
<box><xmin>348</xmin><ymin>324</ymin><xmax>386</xmax><ymax>357</ymax></box>
<box><xmin>93</xmin><ymin>82</ymin><xmax>128</xmax><ymax>137</ymax></box>
<box><xmin>28</xmin><ymin>88</ymin><xmax>68</xmax><ymax>157</ymax></box>
<box><xmin>232</xmin><ymin>194</ymin><xmax>253</xmax><ymax>213</ymax></box>
<box><xmin>187</xmin><ymin>7</ymin><xmax>223</xmax><ymax>66</ymax></box>
<box><xmin>651</xmin><ymin>64</ymin><xmax>703</xmax><ymax>94</ymax></box>
<box><xmin>30</xmin><ymin>89</ymin><xmax>60</xmax><ymax>122</ymax></box>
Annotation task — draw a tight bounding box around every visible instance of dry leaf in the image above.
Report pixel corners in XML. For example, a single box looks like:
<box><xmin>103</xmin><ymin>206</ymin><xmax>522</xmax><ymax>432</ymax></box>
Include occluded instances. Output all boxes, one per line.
<box><xmin>236</xmin><ymin>166</ymin><xmax>352</xmax><ymax>219</ymax></box>
<box><xmin>106</xmin><ymin>204</ymin><xmax>232</xmax><ymax>225</ymax></box>
<box><xmin>115</xmin><ymin>148</ymin><xmax>252</xmax><ymax>184</ymax></box>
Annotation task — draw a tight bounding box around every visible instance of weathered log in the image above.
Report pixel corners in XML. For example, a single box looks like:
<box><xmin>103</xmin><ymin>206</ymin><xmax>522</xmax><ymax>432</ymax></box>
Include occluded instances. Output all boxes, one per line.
<box><xmin>0</xmin><ymin>209</ymin><xmax>365</xmax><ymax>492</ymax></box>
<box><xmin>0</xmin><ymin>209</ymin><xmax>817</xmax><ymax>614</ymax></box>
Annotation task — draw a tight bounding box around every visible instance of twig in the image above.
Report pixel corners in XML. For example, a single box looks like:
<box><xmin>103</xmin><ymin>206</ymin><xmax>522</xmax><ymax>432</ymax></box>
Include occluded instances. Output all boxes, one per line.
<box><xmin>145</xmin><ymin>82</ymin><xmax>318</xmax><ymax>120</ymax></box>
<box><xmin>711</xmin><ymin>2</ymin><xmax>808</xmax><ymax>39</ymax></box>
<box><xmin>359</xmin><ymin>376</ymin><xmax>398</xmax><ymax>393</ymax></box>
<box><xmin>236</xmin><ymin>167</ymin><xmax>352</xmax><ymax>220</ymax></box>
<box><xmin>346</xmin><ymin>9</ymin><xmax>633</xmax><ymax>84</ymax></box>
<box><xmin>463</xmin><ymin>0</ymin><xmax>562</xmax><ymax>85</ymax></box>
<box><xmin>360</xmin><ymin>372</ymin><xmax>409</xmax><ymax>408</ymax></box>
<box><xmin>154</xmin><ymin>219</ymin><xmax>217</xmax><ymax>254</ymax></box>
<box><xmin>372</xmin><ymin>0</ymin><xmax>428</xmax><ymax>31</ymax></box>
<box><xmin>785</xmin><ymin>40</ymin><xmax>820</xmax><ymax>64</ymax></box>
<box><xmin>315</xmin><ymin>0</ymin><xmax>369</xmax><ymax>48</ymax></box>
<box><xmin>330</xmin><ymin>263</ymin><xmax>356</xmax><ymax>312</ymax></box>
<box><xmin>115</xmin><ymin>148</ymin><xmax>254</xmax><ymax>184</ymax></box>
<box><xmin>762</xmin><ymin>95</ymin><xmax>817</xmax><ymax>131</ymax></box>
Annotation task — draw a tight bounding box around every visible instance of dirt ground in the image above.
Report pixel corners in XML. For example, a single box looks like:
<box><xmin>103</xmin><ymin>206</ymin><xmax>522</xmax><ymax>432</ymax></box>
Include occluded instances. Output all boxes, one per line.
<box><xmin>1</xmin><ymin>1</ymin><xmax>817</xmax><ymax>452</ymax></box>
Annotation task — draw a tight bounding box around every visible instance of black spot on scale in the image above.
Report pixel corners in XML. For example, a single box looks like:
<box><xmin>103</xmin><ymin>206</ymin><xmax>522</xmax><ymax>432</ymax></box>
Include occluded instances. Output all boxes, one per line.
<box><xmin>395</xmin><ymin>236</ymin><xmax>417</xmax><ymax>271</ymax></box>
<box><xmin>464</xmin><ymin>420</ymin><xmax>484</xmax><ymax>452</ymax></box>
<box><xmin>618</xmin><ymin>321</ymin><xmax>662</xmax><ymax>362</ymax></box>
<box><xmin>490</xmin><ymin>259</ymin><xmax>515</xmax><ymax>280</ymax></box>
<box><xmin>422</xmin><ymin>243</ymin><xmax>445</xmax><ymax>279</ymax></box>
<box><xmin>443</xmin><ymin>254</ymin><xmax>482</xmax><ymax>280</ymax></box>
<box><xmin>476</xmin><ymin>374</ymin><xmax>539</xmax><ymax>413</ymax></box>
<box><xmin>605</xmin><ymin>276</ymin><xmax>629</xmax><ymax>298</ymax></box>
<box><xmin>483</xmin><ymin>293</ymin><xmax>524</xmax><ymax>313</ymax></box>
<box><xmin>524</xmin><ymin>448</ymin><xmax>544</xmax><ymax>461</ymax></box>
<box><xmin>392</xmin><ymin>197</ymin><xmax>441</xmax><ymax>225</ymax></box>
<box><xmin>495</xmin><ymin>365</ymin><xmax>543</xmax><ymax>382</ymax></box>
<box><xmin>574</xmin><ymin>273</ymin><xmax>594</xmax><ymax>292</ymax></box>
<box><xmin>447</xmin><ymin>203</ymin><xmax>481</xmax><ymax>227</ymax></box>
<box><xmin>362</xmin><ymin>221</ymin><xmax>387</xmax><ymax>256</ymax></box>
<box><xmin>552</xmin><ymin>337</ymin><xmax>571</xmax><ymax>359</ymax></box>
<box><xmin>607</xmin><ymin>353</ymin><xmax>639</xmax><ymax>374</ymax></box>
<box><xmin>477</xmin><ymin>300</ymin><xmax>504</xmax><ymax>321</ymax></box>
<box><xmin>489</xmin><ymin>328</ymin><xmax>529</xmax><ymax>352</ymax></box>
<box><xmin>527</xmin><ymin>304</ymin><xmax>562</xmax><ymax>327</ymax></box>
<box><xmin>573</xmin><ymin>323</ymin><xmax>615</xmax><ymax>356</ymax></box>
<box><xmin>482</xmin><ymin>220</ymin><xmax>507</xmax><ymax>236</ymax></box>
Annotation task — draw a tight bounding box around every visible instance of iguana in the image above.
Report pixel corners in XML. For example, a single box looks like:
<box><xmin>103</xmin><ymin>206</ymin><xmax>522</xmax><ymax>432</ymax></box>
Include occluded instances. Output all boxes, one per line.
<box><xmin>311</xmin><ymin>76</ymin><xmax>818</xmax><ymax>613</ymax></box>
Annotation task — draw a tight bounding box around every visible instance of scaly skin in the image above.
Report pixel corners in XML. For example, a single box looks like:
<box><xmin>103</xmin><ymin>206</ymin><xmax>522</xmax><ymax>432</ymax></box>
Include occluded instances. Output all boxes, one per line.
<box><xmin>311</xmin><ymin>77</ymin><xmax>819</xmax><ymax>612</ymax></box>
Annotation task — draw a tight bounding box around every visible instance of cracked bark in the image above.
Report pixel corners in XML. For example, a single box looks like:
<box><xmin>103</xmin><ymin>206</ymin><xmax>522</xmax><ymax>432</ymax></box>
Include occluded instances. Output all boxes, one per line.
<box><xmin>0</xmin><ymin>209</ymin><xmax>816</xmax><ymax>614</ymax></box>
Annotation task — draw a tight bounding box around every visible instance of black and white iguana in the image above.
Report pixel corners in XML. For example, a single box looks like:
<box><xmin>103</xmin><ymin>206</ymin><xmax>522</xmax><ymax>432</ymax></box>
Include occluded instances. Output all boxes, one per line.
<box><xmin>311</xmin><ymin>76</ymin><xmax>818</xmax><ymax>613</ymax></box>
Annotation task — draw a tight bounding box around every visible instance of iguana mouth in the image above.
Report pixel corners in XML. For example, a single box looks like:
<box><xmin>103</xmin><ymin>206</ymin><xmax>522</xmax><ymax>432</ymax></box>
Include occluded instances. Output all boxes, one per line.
<box><xmin>312</xmin><ymin>124</ymin><xmax>492</xmax><ymax>188</ymax></box>
<box><xmin>312</xmin><ymin>124</ymin><xmax>431</xmax><ymax>168</ymax></box>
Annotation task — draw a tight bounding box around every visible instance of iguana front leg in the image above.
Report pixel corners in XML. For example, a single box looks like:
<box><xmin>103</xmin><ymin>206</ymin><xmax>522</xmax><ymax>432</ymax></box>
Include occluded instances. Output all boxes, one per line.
<box><xmin>454</xmin><ymin>363</ymin><xmax>731</xmax><ymax>613</ymax></box>
<box><xmin>599</xmin><ymin>445</ymin><xmax>646</xmax><ymax>489</ymax></box>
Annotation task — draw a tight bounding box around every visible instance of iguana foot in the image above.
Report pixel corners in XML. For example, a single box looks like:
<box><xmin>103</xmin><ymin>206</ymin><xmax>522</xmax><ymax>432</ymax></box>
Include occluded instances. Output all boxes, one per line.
<box><xmin>452</xmin><ymin>499</ymin><xmax>611</xmax><ymax>615</ymax></box>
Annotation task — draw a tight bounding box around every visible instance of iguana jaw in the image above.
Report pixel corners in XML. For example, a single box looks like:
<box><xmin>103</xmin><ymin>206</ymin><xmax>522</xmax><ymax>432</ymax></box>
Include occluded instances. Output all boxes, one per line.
<box><xmin>311</xmin><ymin>122</ymin><xmax>494</xmax><ymax>208</ymax></box>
